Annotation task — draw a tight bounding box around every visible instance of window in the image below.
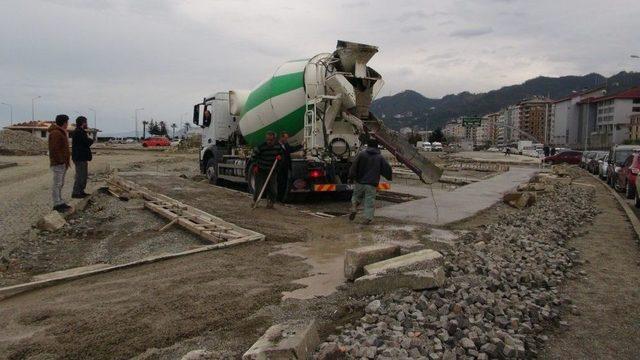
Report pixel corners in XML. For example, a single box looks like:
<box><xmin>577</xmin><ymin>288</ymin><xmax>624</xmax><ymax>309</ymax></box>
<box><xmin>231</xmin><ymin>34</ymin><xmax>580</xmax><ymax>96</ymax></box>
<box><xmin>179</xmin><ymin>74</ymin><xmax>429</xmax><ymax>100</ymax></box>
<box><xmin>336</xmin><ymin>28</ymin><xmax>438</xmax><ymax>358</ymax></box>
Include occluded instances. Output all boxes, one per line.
<box><xmin>633</xmin><ymin>99</ymin><xmax>640</xmax><ymax>104</ymax></box>
<box><xmin>40</xmin><ymin>130</ymin><xmax>46</xmax><ymax>138</ymax></box>
<box><xmin>633</xmin><ymin>107</ymin><xmax>640</xmax><ymax>113</ymax></box>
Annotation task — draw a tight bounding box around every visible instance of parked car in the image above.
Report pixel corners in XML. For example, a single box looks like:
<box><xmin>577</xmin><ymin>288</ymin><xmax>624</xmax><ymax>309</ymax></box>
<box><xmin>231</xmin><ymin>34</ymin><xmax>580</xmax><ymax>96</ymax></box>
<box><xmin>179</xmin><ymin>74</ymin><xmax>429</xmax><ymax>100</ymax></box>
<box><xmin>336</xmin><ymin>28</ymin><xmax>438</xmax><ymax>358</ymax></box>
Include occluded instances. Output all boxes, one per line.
<box><xmin>142</xmin><ymin>137</ymin><xmax>170</xmax><ymax>147</ymax></box>
<box><xmin>606</xmin><ymin>145</ymin><xmax>640</xmax><ymax>188</ymax></box>
<box><xmin>543</xmin><ymin>150</ymin><xmax>582</xmax><ymax>165</ymax></box>
<box><xmin>616</xmin><ymin>153</ymin><xmax>640</xmax><ymax>198</ymax></box>
<box><xmin>580</xmin><ymin>151</ymin><xmax>595</xmax><ymax>168</ymax></box>
<box><xmin>598</xmin><ymin>153</ymin><xmax>609</xmax><ymax>179</ymax></box>
<box><xmin>487</xmin><ymin>147</ymin><xmax>500</xmax><ymax>152</ymax></box>
<box><xmin>431</xmin><ymin>142</ymin><xmax>443</xmax><ymax>151</ymax></box>
<box><xmin>587</xmin><ymin>151</ymin><xmax>607</xmax><ymax>174</ymax></box>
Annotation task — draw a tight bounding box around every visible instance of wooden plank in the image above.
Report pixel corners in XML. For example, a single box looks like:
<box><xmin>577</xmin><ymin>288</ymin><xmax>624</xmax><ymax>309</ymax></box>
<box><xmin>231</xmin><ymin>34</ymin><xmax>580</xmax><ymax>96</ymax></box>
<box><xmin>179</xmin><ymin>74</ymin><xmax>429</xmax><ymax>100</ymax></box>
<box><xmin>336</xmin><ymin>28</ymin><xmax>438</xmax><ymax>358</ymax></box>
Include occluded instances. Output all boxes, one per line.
<box><xmin>0</xmin><ymin>234</ymin><xmax>264</xmax><ymax>301</ymax></box>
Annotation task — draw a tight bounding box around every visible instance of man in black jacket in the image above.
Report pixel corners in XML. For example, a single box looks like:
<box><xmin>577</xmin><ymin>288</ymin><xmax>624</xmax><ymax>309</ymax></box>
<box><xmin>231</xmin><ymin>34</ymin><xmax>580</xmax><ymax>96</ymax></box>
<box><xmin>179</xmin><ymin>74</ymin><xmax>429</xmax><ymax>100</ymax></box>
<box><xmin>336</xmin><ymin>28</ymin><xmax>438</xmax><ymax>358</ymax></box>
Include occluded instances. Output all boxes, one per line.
<box><xmin>348</xmin><ymin>138</ymin><xmax>392</xmax><ymax>224</ymax></box>
<box><xmin>71</xmin><ymin>116</ymin><xmax>94</xmax><ymax>198</ymax></box>
<box><xmin>277</xmin><ymin>131</ymin><xmax>303</xmax><ymax>202</ymax></box>
<box><xmin>251</xmin><ymin>131</ymin><xmax>282</xmax><ymax>208</ymax></box>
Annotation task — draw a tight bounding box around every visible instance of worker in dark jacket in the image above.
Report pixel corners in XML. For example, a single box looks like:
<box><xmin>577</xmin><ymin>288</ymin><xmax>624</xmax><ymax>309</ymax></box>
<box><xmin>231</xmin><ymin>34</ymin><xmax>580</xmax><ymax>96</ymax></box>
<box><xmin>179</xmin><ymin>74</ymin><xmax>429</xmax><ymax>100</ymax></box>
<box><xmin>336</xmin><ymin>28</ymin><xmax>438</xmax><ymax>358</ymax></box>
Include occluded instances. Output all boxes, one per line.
<box><xmin>251</xmin><ymin>131</ymin><xmax>283</xmax><ymax>208</ymax></box>
<box><xmin>277</xmin><ymin>131</ymin><xmax>303</xmax><ymax>202</ymax></box>
<box><xmin>49</xmin><ymin>114</ymin><xmax>71</xmax><ymax>212</ymax></box>
<box><xmin>71</xmin><ymin>116</ymin><xmax>94</xmax><ymax>198</ymax></box>
<box><xmin>348</xmin><ymin>138</ymin><xmax>392</xmax><ymax>224</ymax></box>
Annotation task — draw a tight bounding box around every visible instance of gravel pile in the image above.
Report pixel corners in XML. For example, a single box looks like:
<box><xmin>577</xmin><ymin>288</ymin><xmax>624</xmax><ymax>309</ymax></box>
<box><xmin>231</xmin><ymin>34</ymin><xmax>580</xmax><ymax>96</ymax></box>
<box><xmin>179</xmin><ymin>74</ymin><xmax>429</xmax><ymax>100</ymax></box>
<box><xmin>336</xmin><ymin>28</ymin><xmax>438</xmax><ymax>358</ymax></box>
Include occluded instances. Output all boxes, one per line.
<box><xmin>0</xmin><ymin>129</ymin><xmax>48</xmax><ymax>155</ymax></box>
<box><xmin>316</xmin><ymin>182</ymin><xmax>597</xmax><ymax>359</ymax></box>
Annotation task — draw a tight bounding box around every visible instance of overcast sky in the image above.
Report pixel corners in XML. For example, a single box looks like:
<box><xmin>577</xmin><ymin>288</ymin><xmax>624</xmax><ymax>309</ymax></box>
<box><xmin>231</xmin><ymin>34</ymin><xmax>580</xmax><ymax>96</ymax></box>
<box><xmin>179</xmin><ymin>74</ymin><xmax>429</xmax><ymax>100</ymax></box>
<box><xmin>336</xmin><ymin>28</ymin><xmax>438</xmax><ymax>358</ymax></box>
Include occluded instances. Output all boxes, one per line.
<box><xmin>0</xmin><ymin>0</ymin><xmax>638</xmax><ymax>133</ymax></box>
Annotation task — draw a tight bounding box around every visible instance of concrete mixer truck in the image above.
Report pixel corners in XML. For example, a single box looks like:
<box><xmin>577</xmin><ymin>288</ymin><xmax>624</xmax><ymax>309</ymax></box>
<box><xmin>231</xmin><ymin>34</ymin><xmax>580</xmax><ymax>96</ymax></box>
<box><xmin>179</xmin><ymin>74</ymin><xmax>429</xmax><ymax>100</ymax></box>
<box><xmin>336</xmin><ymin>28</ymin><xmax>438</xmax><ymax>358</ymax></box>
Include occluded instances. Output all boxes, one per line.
<box><xmin>193</xmin><ymin>40</ymin><xmax>442</xmax><ymax>201</ymax></box>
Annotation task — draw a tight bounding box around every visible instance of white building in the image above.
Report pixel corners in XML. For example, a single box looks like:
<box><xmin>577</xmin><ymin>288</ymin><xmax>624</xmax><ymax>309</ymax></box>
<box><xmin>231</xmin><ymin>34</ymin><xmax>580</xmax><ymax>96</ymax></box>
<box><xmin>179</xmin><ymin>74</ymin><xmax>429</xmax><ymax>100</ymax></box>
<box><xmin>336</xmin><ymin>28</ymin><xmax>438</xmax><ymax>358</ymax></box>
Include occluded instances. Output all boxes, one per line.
<box><xmin>586</xmin><ymin>87</ymin><xmax>640</xmax><ymax>148</ymax></box>
<box><xmin>496</xmin><ymin>105</ymin><xmax>519</xmax><ymax>146</ymax></box>
<box><xmin>550</xmin><ymin>88</ymin><xmax>606</xmax><ymax>147</ymax></box>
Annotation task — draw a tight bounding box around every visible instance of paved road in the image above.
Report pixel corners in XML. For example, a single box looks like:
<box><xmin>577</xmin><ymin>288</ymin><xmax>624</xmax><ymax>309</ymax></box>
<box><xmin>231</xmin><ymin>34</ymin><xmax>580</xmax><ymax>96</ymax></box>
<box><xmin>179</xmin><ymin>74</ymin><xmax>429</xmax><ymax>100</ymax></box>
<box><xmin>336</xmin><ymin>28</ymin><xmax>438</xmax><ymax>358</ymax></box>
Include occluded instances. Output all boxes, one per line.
<box><xmin>377</xmin><ymin>166</ymin><xmax>539</xmax><ymax>225</ymax></box>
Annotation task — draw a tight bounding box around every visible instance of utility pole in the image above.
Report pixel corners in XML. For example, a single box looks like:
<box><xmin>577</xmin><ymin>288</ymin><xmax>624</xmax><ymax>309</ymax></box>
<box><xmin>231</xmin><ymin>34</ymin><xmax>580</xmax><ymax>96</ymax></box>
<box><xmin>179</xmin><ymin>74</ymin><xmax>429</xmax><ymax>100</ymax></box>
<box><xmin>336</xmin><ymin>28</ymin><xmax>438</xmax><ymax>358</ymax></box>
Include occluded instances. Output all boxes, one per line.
<box><xmin>1</xmin><ymin>102</ymin><xmax>12</xmax><ymax>125</ymax></box>
<box><xmin>135</xmin><ymin>108</ymin><xmax>144</xmax><ymax>139</ymax></box>
<box><xmin>31</xmin><ymin>96</ymin><xmax>41</xmax><ymax>121</ymax></box>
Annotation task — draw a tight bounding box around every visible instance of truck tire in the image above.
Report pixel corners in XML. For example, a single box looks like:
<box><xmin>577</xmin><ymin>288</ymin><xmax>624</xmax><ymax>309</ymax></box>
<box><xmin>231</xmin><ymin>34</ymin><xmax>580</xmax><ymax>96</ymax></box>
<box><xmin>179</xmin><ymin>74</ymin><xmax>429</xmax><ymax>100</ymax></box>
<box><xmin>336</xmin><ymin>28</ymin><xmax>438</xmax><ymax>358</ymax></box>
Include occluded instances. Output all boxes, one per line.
<box><xmin>246</xmin><ymin>163</ymin><xmax>257</xmax><ymax>196</ymax></box>
<box><xmin>205</xmin><ymin>158</ymin><xmax>221</xmax><ymax>185</ymax></box>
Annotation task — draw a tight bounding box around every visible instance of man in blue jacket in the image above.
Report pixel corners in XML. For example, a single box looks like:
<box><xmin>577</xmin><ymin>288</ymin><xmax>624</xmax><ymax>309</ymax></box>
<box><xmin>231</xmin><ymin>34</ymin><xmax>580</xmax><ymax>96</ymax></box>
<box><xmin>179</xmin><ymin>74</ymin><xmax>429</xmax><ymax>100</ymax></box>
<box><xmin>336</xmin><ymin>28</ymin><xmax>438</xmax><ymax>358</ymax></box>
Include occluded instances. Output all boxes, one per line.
<box><xmin>71</xmin><ymin>116</ymin><xmax>94</xmax><ymax>198</ymax></box>
<box><xmin>348</xmin><ymin>138</ymin><xmax>392</xmax><ymax>224</ymax></box>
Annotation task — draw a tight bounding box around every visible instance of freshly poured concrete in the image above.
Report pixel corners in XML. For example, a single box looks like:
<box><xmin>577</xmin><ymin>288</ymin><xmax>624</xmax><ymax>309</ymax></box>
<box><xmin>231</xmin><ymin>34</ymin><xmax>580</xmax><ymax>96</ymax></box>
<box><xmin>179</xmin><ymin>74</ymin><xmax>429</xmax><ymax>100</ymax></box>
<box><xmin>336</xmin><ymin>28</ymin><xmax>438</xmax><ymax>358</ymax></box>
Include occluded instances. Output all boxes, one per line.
<box><xmin>378</xmin><ymin>167</ymin><xmax>538</xmax><ymax>225</ymax></box>
<box><xmin>272</xmin><ymin>226</ymin><xmax>423</xmax><ymax>300</ymax></box>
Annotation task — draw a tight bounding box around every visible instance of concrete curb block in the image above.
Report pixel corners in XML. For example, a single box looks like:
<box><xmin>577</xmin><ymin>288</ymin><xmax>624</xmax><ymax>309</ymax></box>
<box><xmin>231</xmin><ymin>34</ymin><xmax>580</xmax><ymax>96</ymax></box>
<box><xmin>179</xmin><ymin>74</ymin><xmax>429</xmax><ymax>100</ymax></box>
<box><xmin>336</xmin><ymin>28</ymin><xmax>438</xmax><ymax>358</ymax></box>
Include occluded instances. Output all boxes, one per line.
<box><xmin>243</xmin><ymin>320</ymin><xmax>320</xmax><ymax>360</ymax></box>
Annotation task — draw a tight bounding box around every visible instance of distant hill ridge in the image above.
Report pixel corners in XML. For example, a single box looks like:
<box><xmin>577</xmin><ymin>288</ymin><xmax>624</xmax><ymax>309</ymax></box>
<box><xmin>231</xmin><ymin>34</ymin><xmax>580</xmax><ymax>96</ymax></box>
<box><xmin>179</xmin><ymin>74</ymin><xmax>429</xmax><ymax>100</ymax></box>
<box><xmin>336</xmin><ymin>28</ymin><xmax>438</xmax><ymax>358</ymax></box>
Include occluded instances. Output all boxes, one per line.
<box><xmin>371</xmin><ymin>71</ymin><xmax>640</xmax><ymax>130</ymax></box>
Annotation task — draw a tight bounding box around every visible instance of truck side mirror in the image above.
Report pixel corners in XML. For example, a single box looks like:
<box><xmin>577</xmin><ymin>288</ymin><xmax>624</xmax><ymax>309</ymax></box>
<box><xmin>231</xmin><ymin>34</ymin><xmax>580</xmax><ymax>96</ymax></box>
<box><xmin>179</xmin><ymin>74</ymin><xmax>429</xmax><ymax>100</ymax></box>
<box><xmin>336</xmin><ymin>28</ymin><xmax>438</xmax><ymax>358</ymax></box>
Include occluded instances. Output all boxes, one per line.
<box><xmin>193</xmin><ymin>104</ymin><xmax>200</xmax><ymax>126</ymax></box>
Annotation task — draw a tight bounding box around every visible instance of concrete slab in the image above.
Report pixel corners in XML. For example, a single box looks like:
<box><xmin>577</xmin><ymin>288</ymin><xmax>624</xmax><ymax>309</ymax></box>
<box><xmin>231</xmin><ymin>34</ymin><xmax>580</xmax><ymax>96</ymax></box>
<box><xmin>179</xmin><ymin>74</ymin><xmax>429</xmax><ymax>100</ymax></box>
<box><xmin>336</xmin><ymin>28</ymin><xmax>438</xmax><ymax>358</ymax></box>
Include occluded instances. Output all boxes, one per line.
<box><xmin>243</xmin><ymin>320</ymin><xmax>320</xmax><ymax>360</ymax></box>
<box><xmin>344</xmin><ymin>244</ymin><xmax>400</xmax><ymax>281</ymax></box>
<box><xmin>353</xmin><ymin>267</ymin><xmax>445</xmax><ymax>295</ymax></box>
<box><xmin>364</xmin><ymin>249</ymin><xmax>443</xmax><ymax>275</ymax></box>
<box><xmin>377</xmin><ymin>167</ymin><xmax>538</xmax><ymax>225</ymax></box>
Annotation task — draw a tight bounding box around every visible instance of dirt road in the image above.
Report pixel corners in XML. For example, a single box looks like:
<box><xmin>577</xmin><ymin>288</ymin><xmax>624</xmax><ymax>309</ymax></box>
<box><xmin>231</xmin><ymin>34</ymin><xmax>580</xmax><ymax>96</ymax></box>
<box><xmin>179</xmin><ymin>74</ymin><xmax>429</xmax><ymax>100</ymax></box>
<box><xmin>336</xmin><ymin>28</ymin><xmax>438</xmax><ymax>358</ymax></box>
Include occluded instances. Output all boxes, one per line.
<box><xmin>0</xmin><ymin>150</ymin><xmax>197</xmax><ymax>261</ymax></box>
<box><xmin>2</xmin><ymin>154</ymin><xmax>639</xmax><ymax>359</ymax></box>
<box><xmin>540</xmin><ymin>174</ymin><xmax>640</xmax><ymax>359</ymax></box>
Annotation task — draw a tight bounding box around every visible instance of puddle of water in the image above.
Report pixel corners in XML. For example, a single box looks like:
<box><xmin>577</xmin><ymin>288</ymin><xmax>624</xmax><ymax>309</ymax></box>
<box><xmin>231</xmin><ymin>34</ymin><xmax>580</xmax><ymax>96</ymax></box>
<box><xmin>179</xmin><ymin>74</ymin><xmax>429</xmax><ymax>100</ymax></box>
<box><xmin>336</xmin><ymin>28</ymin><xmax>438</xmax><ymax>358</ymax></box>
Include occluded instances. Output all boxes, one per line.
<box><xmin>272</xmin><ymin>225</ymin><xmax>424</xmax><ymax>300</ymax></box>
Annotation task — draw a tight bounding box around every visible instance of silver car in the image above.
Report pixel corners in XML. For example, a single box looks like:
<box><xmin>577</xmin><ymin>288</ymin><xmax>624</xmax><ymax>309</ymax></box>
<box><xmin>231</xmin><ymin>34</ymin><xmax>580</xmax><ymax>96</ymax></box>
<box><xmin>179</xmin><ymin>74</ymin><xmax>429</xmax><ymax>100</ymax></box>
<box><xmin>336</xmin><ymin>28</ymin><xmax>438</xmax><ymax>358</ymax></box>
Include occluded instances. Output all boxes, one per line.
<box><xmin>599</xmin><ymin>153</ymin><xmax>609</xmax><ymax>179</ymax></box>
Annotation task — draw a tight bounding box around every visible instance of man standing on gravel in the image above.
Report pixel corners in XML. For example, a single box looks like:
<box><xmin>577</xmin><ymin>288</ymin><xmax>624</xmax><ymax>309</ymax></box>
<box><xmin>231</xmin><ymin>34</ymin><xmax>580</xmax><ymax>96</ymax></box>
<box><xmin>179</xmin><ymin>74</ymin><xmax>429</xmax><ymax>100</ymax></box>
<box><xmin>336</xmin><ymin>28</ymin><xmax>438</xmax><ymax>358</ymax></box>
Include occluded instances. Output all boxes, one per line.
<box><xmin>251</xmin><ymin>131</ymin><xmax>282</xmax><ymax>209</ymax></box>
<box><xmin>71</xmin><ymin>116</ymin><xmax>93</xmax><ymax>198</ymax></box>
<box><xmin>348</xmin><ymin>138</ymin><xmax>392</xmax><ymax>224</ymax></box>
<box><xmin>48</xmin><ymin>114</ymin><xmax>71</xmax><ymax>212</ymax></box>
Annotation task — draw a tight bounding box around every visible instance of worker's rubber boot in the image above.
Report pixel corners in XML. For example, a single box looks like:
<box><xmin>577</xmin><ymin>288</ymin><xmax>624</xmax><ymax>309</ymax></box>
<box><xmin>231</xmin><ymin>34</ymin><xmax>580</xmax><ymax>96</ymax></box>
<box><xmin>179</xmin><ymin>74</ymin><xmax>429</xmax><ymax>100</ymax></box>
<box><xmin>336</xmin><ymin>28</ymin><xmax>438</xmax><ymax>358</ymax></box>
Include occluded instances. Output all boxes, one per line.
<box><xmin>349</xmin><ymin>211</ymin><xmax>356</xmax><ymax>221</ymax></box>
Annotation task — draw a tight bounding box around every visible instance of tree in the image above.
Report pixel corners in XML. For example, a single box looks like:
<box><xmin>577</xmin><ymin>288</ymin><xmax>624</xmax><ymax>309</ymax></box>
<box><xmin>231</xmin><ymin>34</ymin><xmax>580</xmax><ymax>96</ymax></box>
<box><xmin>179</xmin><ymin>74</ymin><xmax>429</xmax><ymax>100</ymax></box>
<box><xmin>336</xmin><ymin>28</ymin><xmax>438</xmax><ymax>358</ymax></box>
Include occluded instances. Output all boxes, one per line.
<box><xmin>429</xmin><ymin>128</ymin><xmax>445</xmax><ymax>143</ymax></box>
<box><xmin>170</xmin><ymin>123</ymin><xmax>177</xmax><ymax>139</ymax></box>
<box><xmin>158</xmin><ymin>121</ymin><xmax>168</xmax><ymax>136</ymax></box>
<box><xmin>148</xmin><ymin>119</ymin><xmax>161</xmax><ymax>135</ymax></box>
<box><xmin>407</xmin><ymin>131</ymin><xmax>423</xmax><ymax>145</ymax></box>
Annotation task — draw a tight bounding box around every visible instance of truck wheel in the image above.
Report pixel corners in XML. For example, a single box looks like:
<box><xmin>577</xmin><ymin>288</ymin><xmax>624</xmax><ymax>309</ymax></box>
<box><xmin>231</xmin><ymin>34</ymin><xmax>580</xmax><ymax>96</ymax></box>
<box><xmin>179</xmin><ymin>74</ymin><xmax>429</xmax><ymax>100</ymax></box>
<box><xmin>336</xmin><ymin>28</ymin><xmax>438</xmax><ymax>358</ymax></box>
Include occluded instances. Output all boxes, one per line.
<box><xmin>205</xmin><ymin>158</ymin><xmax>221</xmax><ymax>185</ymax></box>
<box><xmin>246</xmin><ymin>163</ymin><xmax>257</xmax><ymax>195</ymax></box>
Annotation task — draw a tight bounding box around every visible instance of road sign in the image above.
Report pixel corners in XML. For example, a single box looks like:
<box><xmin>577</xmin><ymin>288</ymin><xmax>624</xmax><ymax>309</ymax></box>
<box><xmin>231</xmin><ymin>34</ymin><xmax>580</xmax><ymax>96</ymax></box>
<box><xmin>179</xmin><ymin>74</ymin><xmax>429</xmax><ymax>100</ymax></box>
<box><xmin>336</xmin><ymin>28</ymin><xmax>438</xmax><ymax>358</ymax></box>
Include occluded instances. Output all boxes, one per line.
<box><xmin>462</xmin><ymin>116</ymin><xmax>482</xmax><ymax>127</ymax></box>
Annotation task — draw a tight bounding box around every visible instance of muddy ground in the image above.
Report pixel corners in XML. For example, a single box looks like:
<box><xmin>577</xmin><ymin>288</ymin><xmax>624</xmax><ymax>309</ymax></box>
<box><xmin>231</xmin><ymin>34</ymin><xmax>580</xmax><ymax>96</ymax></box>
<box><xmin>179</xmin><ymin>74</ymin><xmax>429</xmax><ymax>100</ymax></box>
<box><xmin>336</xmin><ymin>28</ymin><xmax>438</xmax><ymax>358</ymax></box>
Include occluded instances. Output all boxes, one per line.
<box><xmin>2</xmin><ymin>149</ymin><xmax>637</xmax><ymax>359</ymax></box>
<box><xmin>0</xmin><ymin>168</ymin><xmax>438</xmax><ymax>359</ymax></box>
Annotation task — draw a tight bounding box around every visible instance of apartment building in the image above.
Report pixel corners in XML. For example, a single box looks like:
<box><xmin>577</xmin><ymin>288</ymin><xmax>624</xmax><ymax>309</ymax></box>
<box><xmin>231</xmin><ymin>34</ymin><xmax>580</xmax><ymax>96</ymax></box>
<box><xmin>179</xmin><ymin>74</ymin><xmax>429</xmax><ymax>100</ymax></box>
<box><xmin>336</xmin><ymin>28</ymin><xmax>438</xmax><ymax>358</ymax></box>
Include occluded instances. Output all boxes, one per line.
<box><xmin>550</xmin><ymin>87</ymin><xmax>607</xmax><ymax>148</ymax></box>
<box><xmin>584</xmin><ymin>87</ymin><xmax>640</xmax><ymax>148</ymax></box>
<box><xmin>516</xmin><ymin>97</ymin><xmax>552</xmax><ymax>144</ymax></box>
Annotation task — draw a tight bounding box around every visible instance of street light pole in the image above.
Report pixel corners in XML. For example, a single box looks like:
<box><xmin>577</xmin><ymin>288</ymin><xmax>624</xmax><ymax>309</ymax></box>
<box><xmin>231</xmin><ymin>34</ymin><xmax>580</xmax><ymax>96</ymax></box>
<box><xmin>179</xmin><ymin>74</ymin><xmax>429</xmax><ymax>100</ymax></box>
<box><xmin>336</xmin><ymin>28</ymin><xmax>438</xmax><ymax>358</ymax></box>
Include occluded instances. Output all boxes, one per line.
<box><xmin>1</xmin><ymin>102</ymin><xmax>12</xmax><ymax>125</ymax></box>
<box><xmin>31</xmin><ymin>96</ymin><xmax>41</xmax><ymax>121</ymax></box>
<box><xmin>89</xmin><ymin>108</ymin><xmax>97</xmax><ymax>129</ymax></box>
<box><xmin>135</xmin><ymin>108</ymin><xmax>144</xmax><ymax>139</ymax></box>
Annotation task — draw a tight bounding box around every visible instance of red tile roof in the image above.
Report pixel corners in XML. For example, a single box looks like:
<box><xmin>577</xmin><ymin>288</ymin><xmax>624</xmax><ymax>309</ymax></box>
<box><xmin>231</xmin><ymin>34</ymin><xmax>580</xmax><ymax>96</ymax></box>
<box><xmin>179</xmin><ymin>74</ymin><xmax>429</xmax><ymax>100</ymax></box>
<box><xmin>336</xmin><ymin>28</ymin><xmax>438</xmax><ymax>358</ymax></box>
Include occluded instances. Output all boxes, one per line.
<box><xmin>578</xmin><ymin>87</ymin><xmax>640</xmax><ymax>104</ymax></box>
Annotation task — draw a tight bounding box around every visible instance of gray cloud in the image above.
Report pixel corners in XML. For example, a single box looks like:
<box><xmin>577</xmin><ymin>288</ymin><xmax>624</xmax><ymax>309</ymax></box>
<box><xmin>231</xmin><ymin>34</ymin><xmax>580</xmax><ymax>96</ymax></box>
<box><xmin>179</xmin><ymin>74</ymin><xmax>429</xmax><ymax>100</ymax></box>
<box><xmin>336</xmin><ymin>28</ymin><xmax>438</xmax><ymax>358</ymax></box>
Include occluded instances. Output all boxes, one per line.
<box><xmin>449</xmin><ymin>26</ymin><xmax>494</xmax><ymax>37</ymax></box>
<box><xmin>0</xmin><ymin>0</ymin><xmax>638</xmax><ymax>132</ymax></box>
